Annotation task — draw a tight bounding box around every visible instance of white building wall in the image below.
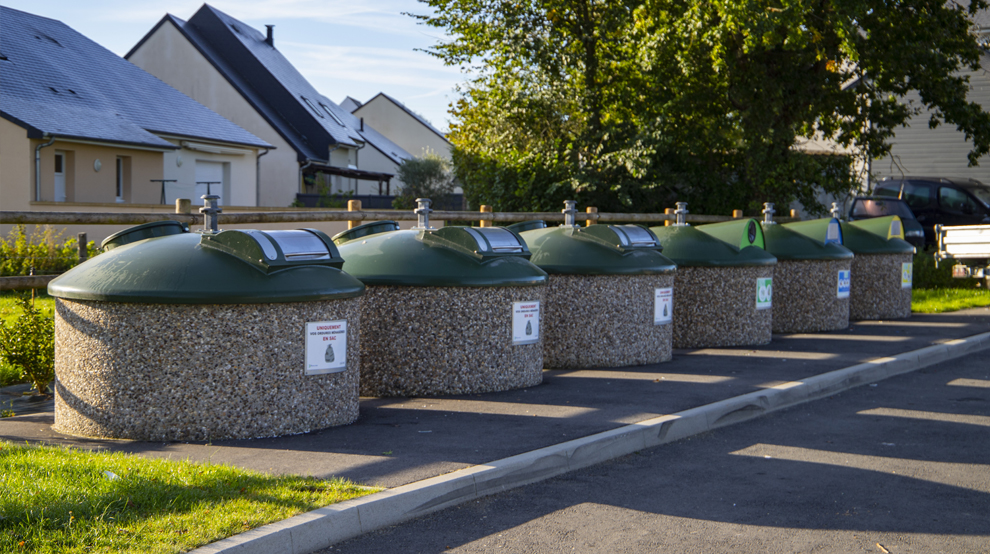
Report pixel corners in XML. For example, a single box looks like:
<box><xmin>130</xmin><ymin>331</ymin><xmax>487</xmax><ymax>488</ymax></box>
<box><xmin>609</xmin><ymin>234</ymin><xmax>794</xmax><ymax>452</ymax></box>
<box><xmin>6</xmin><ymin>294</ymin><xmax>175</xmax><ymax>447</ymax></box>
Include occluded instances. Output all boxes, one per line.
<box><xmin>353</xmin><ymin>97</ymin><xmax>452</xmax><ymax>160</ymax></box>
<box><xmin>127</xmin><ymin>21</ymin><xmax>300</xmax><ymax>207</ymax></box>
<box><xmin>874</xmin><ymin>64</ymin><xmax>990</xmax><ymax>182</ymax></box>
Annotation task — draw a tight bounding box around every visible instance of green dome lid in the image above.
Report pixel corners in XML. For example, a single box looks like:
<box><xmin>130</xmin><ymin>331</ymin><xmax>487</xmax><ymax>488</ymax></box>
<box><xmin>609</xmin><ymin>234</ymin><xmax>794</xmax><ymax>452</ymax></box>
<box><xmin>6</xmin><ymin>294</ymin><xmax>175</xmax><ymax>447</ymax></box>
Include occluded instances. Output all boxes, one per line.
<box><xmin>843</xmin><ymin>218</ymin><xmax>915</xmax><ymax>254</ymax></box>
<box><xmin>761</xmin><ymin>223</ymin><xmax>854</xmax><ymax>261</ymax></box>
<box><xmin>785</xmin><ymin>217</ymin><xmax>913</xmax><ymax>254</ymax></box>
<box><xmin>782</xmin><ymin>218</ymin><xmax>845</xmax><ymax>246</ymax></box>
<box><xmin>649</xmin><ymin>225</ymin><xmax>777</xmax><ymax>267</ymax></box>
<box><xmin>336</xmin><ymin>227</ymin><xmax>548</xmax><ymax>287</ymax></box>
<box><xmin>520</xmin><ymin>225</ymin><xmax>676</xmax><ymax>275</ymax></box>
<box><xmin>49</xmin><ymin>228</ymin><xmax>365</xmax><ymax>304</ymax></box>
<box><xmin>695</xmin><ymin>219</ymin><xmax>766</xmax><ymax>249</ymax></box>
<box><xmin>101</xmin><ymin>220</ymin><xmax>187</xmax><ymax>251</ymax></box>
<box><xmin>331</xmin><ymin>220</ymin><xmax>401</xmax><ymax>245</ymax></box>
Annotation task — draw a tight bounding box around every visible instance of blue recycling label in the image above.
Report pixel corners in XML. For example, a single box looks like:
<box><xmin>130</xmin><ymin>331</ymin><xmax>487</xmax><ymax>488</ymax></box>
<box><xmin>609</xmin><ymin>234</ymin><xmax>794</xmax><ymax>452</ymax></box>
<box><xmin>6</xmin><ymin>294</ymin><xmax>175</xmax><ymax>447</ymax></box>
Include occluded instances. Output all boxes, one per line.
<box><xmin>837</xmin><ymin>269</ymin><xmax>851</xmax><ymax>298</ymax></box>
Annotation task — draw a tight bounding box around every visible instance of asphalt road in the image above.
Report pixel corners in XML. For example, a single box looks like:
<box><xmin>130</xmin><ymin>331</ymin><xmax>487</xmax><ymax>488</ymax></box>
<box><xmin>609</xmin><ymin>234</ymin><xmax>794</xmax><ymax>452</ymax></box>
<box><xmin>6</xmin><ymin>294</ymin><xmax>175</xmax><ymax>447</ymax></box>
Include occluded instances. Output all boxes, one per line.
<box><xmin>320</xmin><ymin>349</ymin><xmax>990</xmax><ymax>554</ymax></box>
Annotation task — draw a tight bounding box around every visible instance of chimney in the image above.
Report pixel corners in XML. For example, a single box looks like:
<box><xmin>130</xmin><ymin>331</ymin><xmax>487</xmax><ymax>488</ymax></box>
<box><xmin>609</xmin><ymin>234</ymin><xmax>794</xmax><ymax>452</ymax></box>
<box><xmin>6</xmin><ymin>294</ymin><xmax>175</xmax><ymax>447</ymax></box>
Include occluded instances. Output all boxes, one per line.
<box><xmin>265</xmin><ymin>25</ymin><xmax>274</xmax><ymax>46</ymax></box>
<box><xmin>360</xmin><ymin>117</ymin><xmax>364</xmax><ymax>131</ymax></box>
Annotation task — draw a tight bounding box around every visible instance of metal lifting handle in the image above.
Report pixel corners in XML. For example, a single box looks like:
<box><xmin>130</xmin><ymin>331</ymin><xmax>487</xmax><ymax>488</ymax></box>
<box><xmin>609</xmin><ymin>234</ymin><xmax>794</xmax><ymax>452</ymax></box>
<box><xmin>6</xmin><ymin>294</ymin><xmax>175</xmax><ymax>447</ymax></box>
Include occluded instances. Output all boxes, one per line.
<box><xmin>762</xmin><ymin>202</ymin><xmax>776</xmax><ymax>224</ymax></box>
<box><xmin>830</xmin><ymin>202</ymin><xmax>843</xmax><ymax>220</ymax></box>
<box><xmin>414</xmin><ymin>198</ymin><xmax>434</xmax><ymax>230</ymax></box>
<box><xmin>674</xmin><ymin>202</ymin><xmax>689</xmax><ymax>226</ymax></box>
<box><xmin>200</xmin><ymin>194</ymin><xmax>222</xmax><ymax>233</ymax></box>
<box><xmin>562</xmin><ymin>200</ymin><xmax>578</xmax><ymax>227</ymax></box>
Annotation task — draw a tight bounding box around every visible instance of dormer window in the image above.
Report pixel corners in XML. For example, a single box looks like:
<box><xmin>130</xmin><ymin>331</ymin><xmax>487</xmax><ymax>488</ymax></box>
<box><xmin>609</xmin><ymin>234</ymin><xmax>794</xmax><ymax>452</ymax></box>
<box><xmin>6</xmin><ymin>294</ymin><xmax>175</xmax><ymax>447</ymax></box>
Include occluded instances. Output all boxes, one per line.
<box><xmin>320</xmin><ymin>103</ymin><xmax>345</xmax><ymax>127</ymax></box>
<box><xmin>301</xmin><ymin>96</ymin><xmax>324</xmax><ymax>118</ymax></box>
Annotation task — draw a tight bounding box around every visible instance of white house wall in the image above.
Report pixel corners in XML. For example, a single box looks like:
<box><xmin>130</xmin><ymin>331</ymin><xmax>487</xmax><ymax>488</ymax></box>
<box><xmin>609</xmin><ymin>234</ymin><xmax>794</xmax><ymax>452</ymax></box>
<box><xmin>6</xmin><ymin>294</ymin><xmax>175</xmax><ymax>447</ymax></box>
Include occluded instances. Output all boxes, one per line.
<box><xmin>875</xmin><ymin>65</ymin><xmax>990</xmax><ymax>182</ymax></box>
<box><xmin>357</xmin><ymin>146</ymin><xmax>406</xmax><ymax>195</ymax></box>
<box><xmin>161</xmin><ymin>141</ymin><xmax>257</xmax><ymax>207</ymax></box>
<box><xmin>127</xmin><ymin>21</ymin><xmax>299</xmax><ymax>207</ymax></box>
<box><xmin>354</xmin><ymin>97</ymin><xmax>451</xmax><ymax>160</ymax></box>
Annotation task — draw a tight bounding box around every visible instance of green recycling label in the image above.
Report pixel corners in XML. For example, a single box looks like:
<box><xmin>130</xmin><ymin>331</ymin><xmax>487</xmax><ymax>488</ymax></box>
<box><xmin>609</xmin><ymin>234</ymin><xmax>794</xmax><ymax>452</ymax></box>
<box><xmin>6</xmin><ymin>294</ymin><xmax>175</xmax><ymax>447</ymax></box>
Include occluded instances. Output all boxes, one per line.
<box><xmin>756</xmin><ymin>278</ymin><xmax>773</xmax><ymax>310</ymax></box>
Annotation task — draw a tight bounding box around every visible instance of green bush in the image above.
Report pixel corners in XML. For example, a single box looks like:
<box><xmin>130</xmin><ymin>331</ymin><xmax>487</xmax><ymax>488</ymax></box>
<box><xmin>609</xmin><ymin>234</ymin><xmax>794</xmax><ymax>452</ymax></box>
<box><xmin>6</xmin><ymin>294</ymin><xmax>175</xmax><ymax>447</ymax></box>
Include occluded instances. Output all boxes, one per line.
<box><xmin>0</xmin><ymin>296</ymin><xmax>55</xmax><ymax>395</ymax></box>
<box><xmin>0</xmin><ymin>225</ymin><xmax>98</xmax><ymax>277</ymax></box>
<box><xmin>393</xmin><ymin>153</ymin><xmax>458</xmax><ymax>210</ymax></box>
<box><xmin>913</xmin><ymin>247</ymin><xmax>981</xmax><ymax>290</ymax></box>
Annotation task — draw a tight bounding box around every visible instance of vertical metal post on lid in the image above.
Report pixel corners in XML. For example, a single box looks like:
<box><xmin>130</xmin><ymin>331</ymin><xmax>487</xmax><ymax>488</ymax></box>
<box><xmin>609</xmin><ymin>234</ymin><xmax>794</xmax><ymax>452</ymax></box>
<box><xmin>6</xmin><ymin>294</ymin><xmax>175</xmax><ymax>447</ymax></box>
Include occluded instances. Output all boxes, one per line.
<box><xmin>762</xmin><ymin>202</ymin><xmax>776</xmax><ymax>224</ymax></box>
<box><xmin>562</xmin><ymin>200</ymin><xmax>578</xmax><ymax>227</ymax></box>
<box><xmin>414</xmin><ymin>198</ymin><xmax>434</xmax><ymax>230</ymax></box>
<box><xmin>830</xmin><ymin>201</ymin><xmax>843</xmax><ymax>220</ymax></box>
<box><xmin>674</xmin><ymin>202</ymin><xmax>689</xmax><ymax>226</ymax></box>
<box><xmin>200</xmin><ymin>194</ymin><xmax>222</xmax><ymax>233</ymax></box>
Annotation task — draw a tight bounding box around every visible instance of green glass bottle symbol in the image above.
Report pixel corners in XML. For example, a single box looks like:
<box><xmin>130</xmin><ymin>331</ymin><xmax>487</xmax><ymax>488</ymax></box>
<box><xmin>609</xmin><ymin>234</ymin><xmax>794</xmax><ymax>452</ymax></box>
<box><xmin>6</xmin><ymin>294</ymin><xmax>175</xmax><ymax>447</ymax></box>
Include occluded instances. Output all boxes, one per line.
<box><xmin>525</xmin><ymin>321</ymin><xmax>533</xmax><ymax>336</ymax></box>
<box><xmin>663</xmin><ymin>304</ymin><xmax>668</xmax><ymax>317</ymax></box>
<box><xmin>325</xmin><ymin>344</ymin><xmax>335</xmax><ymax>363</ymax></box>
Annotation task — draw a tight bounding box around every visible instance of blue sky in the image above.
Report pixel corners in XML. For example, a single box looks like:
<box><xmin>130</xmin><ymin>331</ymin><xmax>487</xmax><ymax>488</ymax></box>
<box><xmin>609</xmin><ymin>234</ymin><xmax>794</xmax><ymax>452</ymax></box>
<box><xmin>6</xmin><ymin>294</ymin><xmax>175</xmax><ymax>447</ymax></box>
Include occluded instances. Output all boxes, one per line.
<box><xmin>0</xmin><ymin>0</ymin><xmax>464</xmax><ymax>131</ymax></box>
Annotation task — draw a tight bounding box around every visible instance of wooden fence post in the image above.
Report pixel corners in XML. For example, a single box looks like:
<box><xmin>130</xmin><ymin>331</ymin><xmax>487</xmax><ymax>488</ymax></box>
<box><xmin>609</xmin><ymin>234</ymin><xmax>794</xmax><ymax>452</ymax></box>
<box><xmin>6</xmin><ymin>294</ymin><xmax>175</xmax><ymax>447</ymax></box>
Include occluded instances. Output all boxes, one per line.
<box><xmin>480</xmin><ymin>205</ymin><xmax>492</xmax><ymax>227</ymax></box>
<box><xmin>175</xmin><ymin>199</ymin><xmax>192</xmax><ymax>214</ymax></box>
<box><xmin>790</xmin><ymin>209</ymin><xmax>799</xmax><ymax>219</ymax></box>
<box><xmin>732</xmin><ymin>209</ymin><xmax>744</xmax><ymax>218</ymax></box>
<box><xmin>347</xmin><ymin>199</ymin><xmax>362</xmax><ymax>229</ymax></box>
<box><xmin>586</xmin><ymin>207</ymin><xmax>598</xmax><ymax>226</ymax></box>
<box><xmin>664</xmin><ymin>208</ymin><xmax>674</xmax><ymax>226</ymax></box>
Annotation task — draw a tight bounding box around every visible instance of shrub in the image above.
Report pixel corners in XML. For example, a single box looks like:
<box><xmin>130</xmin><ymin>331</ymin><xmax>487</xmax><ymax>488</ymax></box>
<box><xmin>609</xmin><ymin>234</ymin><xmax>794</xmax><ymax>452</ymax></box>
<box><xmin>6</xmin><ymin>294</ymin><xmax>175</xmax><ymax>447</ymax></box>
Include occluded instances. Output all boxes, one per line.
<box><xmin>0</xmin><ymin>225</ymin><xmax>98</xmax><ymax>277</ymax></box>
<box><xmin>0</xmin><ymin>296</ymin><xmax>55</xmax><ymax>395</ymax></box>
<box><xmin>913</xmin><ymin>247</ymin><xmax>981</xmax><ymax>290</ymax></box>
<box><xmin>392</xmin><ymin>153</ymin><xmax>459</xmax><ymax>210</ymax></box>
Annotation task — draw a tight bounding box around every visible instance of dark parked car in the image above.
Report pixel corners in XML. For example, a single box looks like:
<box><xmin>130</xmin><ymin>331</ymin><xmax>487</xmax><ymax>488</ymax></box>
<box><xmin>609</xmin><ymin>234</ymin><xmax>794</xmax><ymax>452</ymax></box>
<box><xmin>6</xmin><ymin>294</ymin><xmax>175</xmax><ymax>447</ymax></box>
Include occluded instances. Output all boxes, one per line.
<box><xmin>874</xmin><ymin>176</ymin><xmax>990</xmax><ymax>246</ymax></box>
<box><xmin>847</xmin><ymin>196</ymin><xmax>926</xmax><ymax>249</ymax></box>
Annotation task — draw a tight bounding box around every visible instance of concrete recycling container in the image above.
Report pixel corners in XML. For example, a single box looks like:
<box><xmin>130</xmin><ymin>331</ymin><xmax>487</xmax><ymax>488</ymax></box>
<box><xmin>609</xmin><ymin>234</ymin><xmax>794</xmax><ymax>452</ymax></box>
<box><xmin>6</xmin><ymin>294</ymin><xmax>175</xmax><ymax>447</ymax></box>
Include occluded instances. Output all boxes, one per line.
<box><xmin>651</xmin><ymin>216</ymin><xmax>777</xmax><ymax>349</ymax></box>
<box><xmin>333</xmin><ymin>200</ymin><xmax>548</xmax><ymax>397</ymax></box>
<box><xmin>48</xmin><ymin>224</ymin><xmax>365</xmax><ymax>441</ymax></box>
<box><xmin>786</xmin><ymin>216</ymin><xmax>914</xmax><ymax>320</ymax></box>
<box><xmin>700</xmin><ymin>213</ymin><xmax>855</xmax><ymax>333</ymax></box>
<box><xmin>515</xmin><ymin>207</ymin><xmax>677</xmax><ymax>369</ymax></box>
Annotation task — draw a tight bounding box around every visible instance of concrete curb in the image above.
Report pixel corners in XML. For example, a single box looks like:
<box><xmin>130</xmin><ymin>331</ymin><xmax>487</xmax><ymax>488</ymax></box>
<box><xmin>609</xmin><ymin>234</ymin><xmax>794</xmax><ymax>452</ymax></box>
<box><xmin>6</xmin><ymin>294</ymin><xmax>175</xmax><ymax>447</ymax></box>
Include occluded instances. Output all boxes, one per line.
<box><xmin>191</xmin><ymin>331</ymin><xmax>990</xmax><ymax>554</ymax></box>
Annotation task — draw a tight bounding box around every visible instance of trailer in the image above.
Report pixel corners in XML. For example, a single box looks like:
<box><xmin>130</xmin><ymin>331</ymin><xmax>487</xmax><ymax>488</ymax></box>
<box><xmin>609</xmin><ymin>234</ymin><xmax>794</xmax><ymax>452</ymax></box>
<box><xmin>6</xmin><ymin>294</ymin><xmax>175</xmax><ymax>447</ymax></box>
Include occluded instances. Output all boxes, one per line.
<box><xmin>935</xmin><ymin>224</ymin><xmax>990</xmax><ymax>285</ymax></box>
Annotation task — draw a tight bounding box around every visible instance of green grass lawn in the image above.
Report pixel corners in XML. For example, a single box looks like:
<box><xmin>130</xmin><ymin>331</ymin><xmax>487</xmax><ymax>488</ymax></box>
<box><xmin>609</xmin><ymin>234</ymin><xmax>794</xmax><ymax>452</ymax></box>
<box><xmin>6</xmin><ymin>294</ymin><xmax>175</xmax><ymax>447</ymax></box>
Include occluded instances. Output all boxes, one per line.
<box><xmin>0</xmin><ymin>441</ymin><xmax>378</xmax><ymax>553</ymax></box>
<box><xmin>912</xmin><ymin>288</ymin><xmax>990</xmax><ymax>313</ymax></box>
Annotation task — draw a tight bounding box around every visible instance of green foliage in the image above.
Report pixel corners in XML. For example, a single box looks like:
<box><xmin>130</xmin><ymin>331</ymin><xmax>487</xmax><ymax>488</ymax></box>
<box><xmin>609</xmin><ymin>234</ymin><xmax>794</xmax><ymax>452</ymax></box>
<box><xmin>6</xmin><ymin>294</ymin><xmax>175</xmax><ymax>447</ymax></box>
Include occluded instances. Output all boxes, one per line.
<box><xmin>0</xmin><ymin>296</ymin><xmax>55</xmax><ymax>395</ymax></box>
<box><xmin>414</xmin><ymin>0</ymin><xmax>990</xmax><ymax>215</ymax></box>
<box><xmin>393</xmin><ymin>153</ymin><xmax>459</xmax><ymax>209</ymax></box>
<box><xmin>0</xmin><ymin>225</ymin><xmax>98</xmax><ymax>277</ymax></box>
<box><xmin>913</xmin><ymin>248</ymin><xmax>982</xmax><ymax>290</ymax></box>
<box><xmin>0</xmin><ymin>440</ymin><xmax>377</xmax><ymax>553</ymax></box>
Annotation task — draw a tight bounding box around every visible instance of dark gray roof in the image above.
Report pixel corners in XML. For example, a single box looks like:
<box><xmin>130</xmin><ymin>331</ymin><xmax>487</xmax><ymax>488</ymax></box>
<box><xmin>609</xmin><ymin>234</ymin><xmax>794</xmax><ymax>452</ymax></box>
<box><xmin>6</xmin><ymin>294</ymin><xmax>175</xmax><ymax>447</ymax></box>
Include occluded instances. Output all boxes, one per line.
<box><xmin>135</xmin><ymin>5</ymin><xmax>374</xmax><ymax>163</ymax></box>
<box><xmin>362</xmin><ymin>92</ymin><xmax>450</xmax><ymax>144</ymax></box>
<box><xmin>0</xmin><ymin>6</ymin><xmax>270</xmax><ymax>150</ymax></box>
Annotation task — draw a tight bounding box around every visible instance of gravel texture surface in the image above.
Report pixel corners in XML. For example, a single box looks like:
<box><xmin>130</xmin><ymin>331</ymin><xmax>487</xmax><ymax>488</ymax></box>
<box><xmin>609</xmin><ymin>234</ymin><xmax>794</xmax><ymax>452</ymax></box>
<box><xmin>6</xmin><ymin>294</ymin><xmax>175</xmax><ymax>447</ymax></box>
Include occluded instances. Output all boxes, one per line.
<box><xmin>772</xmin><ymin>260</ymin><xmax>851</xmax><ymax>333</ymax></box>
<box><xmin>53</xmin><ymin>298</ymin><xmax>361</xmax><ymax>441</ymax></box>
<box><xmin>542</xmin><ymin>274</ymin><xmax>674</xmax><ymax>369</ymax></box>
<box><xmin>672</xmin><ymin>266</ymin><xmax>774</xmax><ymax>348</ymax></box>
<box><xmin>359</xmin><ymin>285</ymin><xmax>545</xmax><ymax>397</ymax></box>
<box><xmin>849</xmin><ymin>253</ymin><xmax>913</xmax><ymax>321</ymax></box>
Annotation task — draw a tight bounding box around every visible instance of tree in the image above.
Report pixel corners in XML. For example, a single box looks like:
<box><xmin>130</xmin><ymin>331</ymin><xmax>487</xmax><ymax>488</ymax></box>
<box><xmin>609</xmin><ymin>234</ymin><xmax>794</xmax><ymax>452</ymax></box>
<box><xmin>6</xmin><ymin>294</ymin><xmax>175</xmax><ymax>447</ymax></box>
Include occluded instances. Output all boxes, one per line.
<box><xmin>393</xmin><ymin>153</ymin><xmax>460</xmax><ymax>209</ymax></box>
<box><xmin>413</xmin><ymin>0</ymin><xmax>990</xmax><ymax>215</ymax></box>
